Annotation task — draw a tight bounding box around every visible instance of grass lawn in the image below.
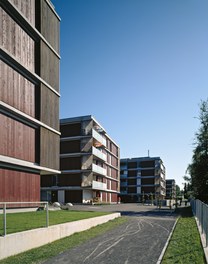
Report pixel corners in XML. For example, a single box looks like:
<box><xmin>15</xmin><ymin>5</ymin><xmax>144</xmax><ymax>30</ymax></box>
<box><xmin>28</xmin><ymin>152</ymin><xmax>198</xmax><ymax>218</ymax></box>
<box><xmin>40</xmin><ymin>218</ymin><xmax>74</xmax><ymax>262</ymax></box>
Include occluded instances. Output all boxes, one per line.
<box><xmin>0</xmin><ymin>210</ymin><xmax>110</xmax><ymax>235</ymax></box>
<box><xmin>162</xmin><ymin>206</ymin><xmax>206</xmax><ymax>264</ymax></box>
<box><xmin>0</xmin><ymin>216</ymin><xmax>127</xmax><ymax>264</ymax></box>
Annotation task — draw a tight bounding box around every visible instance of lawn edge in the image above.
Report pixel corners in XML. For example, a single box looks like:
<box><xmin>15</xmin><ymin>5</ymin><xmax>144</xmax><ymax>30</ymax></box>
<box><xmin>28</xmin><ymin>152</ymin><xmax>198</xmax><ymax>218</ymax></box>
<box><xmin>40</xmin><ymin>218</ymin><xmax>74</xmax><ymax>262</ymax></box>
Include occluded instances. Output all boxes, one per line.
<box><xmin>156</xmin><ymin>216</ymin><xmax>179</xmax><ymax>264</ymax></box>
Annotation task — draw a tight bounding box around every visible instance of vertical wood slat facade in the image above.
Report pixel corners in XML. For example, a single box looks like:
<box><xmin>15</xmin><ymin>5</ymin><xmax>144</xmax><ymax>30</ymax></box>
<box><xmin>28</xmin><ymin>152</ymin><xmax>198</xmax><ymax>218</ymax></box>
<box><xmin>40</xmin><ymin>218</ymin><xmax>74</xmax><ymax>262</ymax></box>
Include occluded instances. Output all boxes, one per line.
<box><xmin>0</xmin><ymin>113</ymin><xmax>36</xmax><ymax>162</ymax></box>
<box><xmin>40</xmin><ymin>127</ymin><xmax>60</xmax><ymax>170</ymax></box>
<box><xmin>40</xmin><ymin>83</ymin><xmax>59</xmax><ymax>130</ymax></box>
<box><xmin>40</xmin><ymin>41</ymin><xmax>59</xmax><ymax>92</ymax></box>
<box><xmin>0</xmin><ymin>7</ymin><xmax>35</xmax><ymax>72</ymax></box>
<box><xmin>0</xmin><ymin>61</ymin><xmax>35</xmax><ymax>117</ymax></box>
<box><xmin>0</xmin><ymin>169</ymin><xmax>40</xmax><ymax>203</ymax></box>
<box><xmin>40</xmin><ymin>0</ymin><xmax>60</xmax><ymax>53</ymax></box>
<box><xmin>8</xmin><ymin>0</ymin><xmax>35</xmax><ymax>26</ymax></box>
<box><xmin>0</xmin><ymin>0</ymin><xmax>60</xmax><ymax>205</ymax></box>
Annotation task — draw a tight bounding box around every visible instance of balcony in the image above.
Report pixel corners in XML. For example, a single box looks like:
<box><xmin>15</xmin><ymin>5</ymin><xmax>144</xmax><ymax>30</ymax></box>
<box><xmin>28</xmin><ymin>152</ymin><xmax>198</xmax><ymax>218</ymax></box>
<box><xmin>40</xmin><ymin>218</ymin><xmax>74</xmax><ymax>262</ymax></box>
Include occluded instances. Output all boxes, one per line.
<box><xmin>92</xmin><ymin>164</ymin><xmax>106</xmax><ymax>176</ymax></box>
<box><xmin>92</xmin><ymin>129</ymin><xmax>106</xmax><ymax>147</ymax></box>
<box><xmin>92</xmin><ymin>180</ymin><xmax>107</xmax><ymax>190</ymax></box>
<box><xmin>92</xmin><ymin>147</ymin><xmax>107</xmax><ymax>162</ymax></box>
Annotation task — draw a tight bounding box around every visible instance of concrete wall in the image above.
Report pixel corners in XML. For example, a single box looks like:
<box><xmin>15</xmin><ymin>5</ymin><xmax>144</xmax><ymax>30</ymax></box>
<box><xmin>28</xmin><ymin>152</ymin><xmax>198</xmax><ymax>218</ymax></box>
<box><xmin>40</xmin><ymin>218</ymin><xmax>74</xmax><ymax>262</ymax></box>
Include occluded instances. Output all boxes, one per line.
<box><xmin>0</xmin><ymin>213</ymin><xmax>120</xmax><ymax>260</ymax></box>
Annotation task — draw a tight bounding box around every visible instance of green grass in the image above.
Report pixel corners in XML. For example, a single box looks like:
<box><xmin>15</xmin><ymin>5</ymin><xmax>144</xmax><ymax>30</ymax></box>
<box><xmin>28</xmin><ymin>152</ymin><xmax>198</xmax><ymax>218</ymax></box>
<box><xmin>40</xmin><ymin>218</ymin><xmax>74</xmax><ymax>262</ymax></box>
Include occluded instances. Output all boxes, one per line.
<box><xmin>0</xmin><ymin>210</ymin><xmax>109</xmax><ymax>235</ymax></box>
<box><xmin>0</xmin><ymin>216</ymin><xmax>127</xmax><ymax>264</ymax></box>
<box><xmin>162</xmin><ymin>207</ymin><xmax>206</xmax><ymax>264</ymax></box>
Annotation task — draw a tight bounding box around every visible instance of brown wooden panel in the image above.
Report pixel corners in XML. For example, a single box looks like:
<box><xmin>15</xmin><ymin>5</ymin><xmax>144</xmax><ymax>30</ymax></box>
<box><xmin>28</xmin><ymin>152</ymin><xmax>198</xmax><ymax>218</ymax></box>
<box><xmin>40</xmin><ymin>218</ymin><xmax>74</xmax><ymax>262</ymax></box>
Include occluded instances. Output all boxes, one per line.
<box><xmin>111</xmin><ymin>193</ymin><xmax>117</xmax><ymax>203</ymax></box>
<box><xmin>65</xmin><ymin>190</ymin><xmax>82</xmax><ymax>203</ymax></box>
<box><xmin>141</xmin><ymin>178</ymin><xmax>154</xmax><ymax>185</ymax></box>
<box><xmin>60</xmin><ymin>141</ymin><xmax>80</xmax><ymax>154</ymax></box>
<box><xmin>8</xmin><ymin>0</ymin><xmax>35</xmax><ymax>26</ymax></box>
<box><xmin>40</xmin><ymin>175</ymin><xmax>53</xmax><ymax>187</ymax></box>
<box><xmin>141</xmin><ymin>170</ymin><xmax>155</xmax><ymax>176</ymax></box>
<box><xmin>0</xmin><ymin>168</ymin><xmax>40</xmax><ymax>203</ymax></box>
<box><xmin>0</xmin><ymin>114</ymin><xmax>36</xmax><ymax>162</ymax></box>
<box><xmin>128</xmin><ymin>170</ymin><xmax>137</xmax><ymax>177</ymax></box>
<box><xmin>58</xmin><ymin>174</ymin><xmax>81</xmax><ymax>186</ymax></box>
<box><xmin>40</xmin><ymin>84</ymin><xmax>59</xmax><ymax>130</ymax></box>
<box><xmin>128</xmin><ymin>179</ymin><xmax>136</xmax><ymax>185</ymax></box>
<box><xmin>140</xmin><ymin>160</ymin><xmax>155</xmax><ymax>168</ymax></box>
<box><xmin>40</xmin><ymin>41</ymin><xmax>59</xmax><ymax>92</ymax></box>
<box><xmin>128</xmin><ymin>162</ymin><xmax>137</xmax><ymax>169</ymax></box>
<box><xmin>111</xmin><ymin>168</ymin><xmax>118</xmax><ymax>179</ymax></box>
<box><xmin>111</xmin><ymin>143</ymin><xmax>118</xmax><ymax>156</ymax></box>
<box><xmin>40</xmin><ymin>127</ymin><xmax>59</xmax><ymax>170</ymax></box>
<box><xmin>111</xmin><ymin>156</ymin><xmax>118</xmax><ymax>167</ymax></box>
<box><xmin>111</xmin><ymin>180</ymin><xmax>118</xmax><ymax>191</ymax></box>
<box><xmin>128</xmin><ymin>187</ymin><xmax>136</xmax><ymax>193</ymax></box>
<box><xmin>0</xmin><ymin>61</ymin><xmax>36</xmax><ymax>117</ymax></box>
<box><xmin>141</xmin><ymin>187</ymin><xmax>155</xmax><ymax>193</ymax></box>
<box><xmin>0</xmin><ymin>8</ymin><xmax>35</xmax><ymax>72</ymax></box>
<box><xmin>40</xmin><ymin>0</ymin><xmax>60</xmax><ymax>53</ymax></box>
<box><xmin>102</xmin><ymin>192</ymin><xmax>106</xmax><ymax>202</ymax></box>
<box><xmin>60</xmin><ymin>123</ymin><xmax>81</xmax><ymax>137</ymax></box>
<box><xmin>60</xmin><ymin>157</ymin><xmax>81</xmax><ymax>170</ymax></box>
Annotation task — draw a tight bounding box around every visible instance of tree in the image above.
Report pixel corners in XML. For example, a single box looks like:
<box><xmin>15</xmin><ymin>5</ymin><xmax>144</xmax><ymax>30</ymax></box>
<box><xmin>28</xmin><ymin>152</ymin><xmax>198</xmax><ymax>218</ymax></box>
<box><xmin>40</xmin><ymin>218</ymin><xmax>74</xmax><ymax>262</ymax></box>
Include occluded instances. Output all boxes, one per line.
<box><xmin>187</xmin><ymin>99</ymin><xmax>208</xmax><ymax>202</ymax></box>
<box><xmin>176</xmin><ymin>185</ymin><xmax>180</xmax><ymax>197</ymax></box>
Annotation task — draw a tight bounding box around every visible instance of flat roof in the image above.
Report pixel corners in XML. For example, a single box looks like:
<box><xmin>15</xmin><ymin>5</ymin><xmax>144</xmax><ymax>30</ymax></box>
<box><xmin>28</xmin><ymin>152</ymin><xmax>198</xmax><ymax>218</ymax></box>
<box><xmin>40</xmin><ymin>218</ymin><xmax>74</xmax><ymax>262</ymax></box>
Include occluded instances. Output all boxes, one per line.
<box><xmin>120</xmin><ymin>156</ymin><xmax>162</xmax><ymax>162</ymax></box>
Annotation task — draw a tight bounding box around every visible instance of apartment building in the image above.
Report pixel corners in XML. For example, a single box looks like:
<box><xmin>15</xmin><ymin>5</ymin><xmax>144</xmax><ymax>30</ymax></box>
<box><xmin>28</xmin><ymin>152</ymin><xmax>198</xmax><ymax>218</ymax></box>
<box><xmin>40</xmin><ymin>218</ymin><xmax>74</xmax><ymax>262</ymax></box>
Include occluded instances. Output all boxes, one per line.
<box><xmin>41</xmin><ymin>115</ymin><xmax>120</xmax><ymax>204</ymax></box>
<box><xmin>0</xmin><ymin>0</ymin><xmax>60</xmax><ymax>204</ymax></box>
<box><xmin>120</xmin><ymin>157</ymin><xmax>166</xmax><ymax>203</ymax></box>
<box><xmin>166</xmin><ymin>179</ymin><xmax>176</xmax><ymax>199</ymax></box>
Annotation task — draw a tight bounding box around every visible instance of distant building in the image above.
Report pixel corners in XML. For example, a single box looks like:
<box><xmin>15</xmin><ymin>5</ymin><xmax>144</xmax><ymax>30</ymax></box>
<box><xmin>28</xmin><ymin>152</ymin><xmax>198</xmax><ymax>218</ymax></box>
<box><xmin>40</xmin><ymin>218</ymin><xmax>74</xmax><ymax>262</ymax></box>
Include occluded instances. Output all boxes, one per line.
<box><xmin>0</xmin><ymin>0</ymin><xmax>60</xmax><ymax>204</ymax></box>
<box><xmin>120</xmin><ymin>157</ymin><xmax>166</xmax><ymax>202</ymax></box>
<box><xmin>41</xmin><ymin>115</ymin><xmax>120</xmax><ymax>204</ymax></box>
<box><xmin>165</xmin><ymin>179</ymin><xmax>176</xmax><ymax>199</ymax></box>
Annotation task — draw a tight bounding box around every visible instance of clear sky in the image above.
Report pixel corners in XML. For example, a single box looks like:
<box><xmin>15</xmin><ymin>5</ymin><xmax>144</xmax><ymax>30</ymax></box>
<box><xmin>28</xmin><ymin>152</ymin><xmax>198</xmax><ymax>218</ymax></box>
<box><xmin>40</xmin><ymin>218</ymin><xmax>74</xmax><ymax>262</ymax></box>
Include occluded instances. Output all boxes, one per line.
<box><xmin>51</xmin><ymin>0</ymin><xmax>208</xmax><ymax>189</ymax></box>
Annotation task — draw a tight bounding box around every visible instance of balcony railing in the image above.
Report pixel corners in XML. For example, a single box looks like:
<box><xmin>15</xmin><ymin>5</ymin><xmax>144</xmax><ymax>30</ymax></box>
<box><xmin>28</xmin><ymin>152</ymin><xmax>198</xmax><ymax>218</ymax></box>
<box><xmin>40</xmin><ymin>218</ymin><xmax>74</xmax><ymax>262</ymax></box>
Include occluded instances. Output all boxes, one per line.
<box><xmin>92</xmin><ymin>129</ymin><xmax>106</xmax><ymax>147</ymax></box>
<box><xmin>92</xmin><ymin>164</ymin><xmax>106</xmax><ymax>176</ymax></box>
<box><xmin>92</xmin><ymin>180</ymin><xmax>107</xmax><ymax>190</ymax></box>
<box><xmin>92</xmin><ymin>147</ymin><xmax>107</xmax><ymax>161</ymax></box>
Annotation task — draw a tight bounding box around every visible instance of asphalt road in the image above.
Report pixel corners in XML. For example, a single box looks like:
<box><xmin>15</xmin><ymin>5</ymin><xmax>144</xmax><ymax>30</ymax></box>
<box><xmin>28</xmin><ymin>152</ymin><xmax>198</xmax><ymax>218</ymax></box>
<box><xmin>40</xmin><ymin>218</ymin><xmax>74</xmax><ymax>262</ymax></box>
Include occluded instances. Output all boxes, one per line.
<box><xmin>43</xmin><ymin>204</ymin><xmax>177</xmax><ymax>264</ymax></box>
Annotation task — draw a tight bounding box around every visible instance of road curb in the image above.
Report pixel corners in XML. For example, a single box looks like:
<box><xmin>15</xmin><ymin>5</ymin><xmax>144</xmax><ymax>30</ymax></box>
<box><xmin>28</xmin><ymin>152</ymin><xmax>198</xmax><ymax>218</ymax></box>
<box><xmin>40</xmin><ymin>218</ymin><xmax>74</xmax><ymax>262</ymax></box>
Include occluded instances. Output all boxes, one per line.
<box><xmin>156</xmin><ymin>217</ymin><xmax>179</xmax><ymax>264</ymax></box>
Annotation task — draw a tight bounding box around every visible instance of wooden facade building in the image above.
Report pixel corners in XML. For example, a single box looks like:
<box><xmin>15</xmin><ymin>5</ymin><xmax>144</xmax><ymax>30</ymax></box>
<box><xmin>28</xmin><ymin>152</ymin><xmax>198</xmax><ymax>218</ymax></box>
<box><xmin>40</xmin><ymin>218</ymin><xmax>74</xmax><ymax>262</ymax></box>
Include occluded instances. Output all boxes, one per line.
<box><xmin>41</xmin><ymin>115</ymin><xmax>120</xmax><ymax>204</ymax></box>
<box><xmin>0</xmin><ymin>0</ymin><xmax>60</xmax><ymax>204</ymax></box>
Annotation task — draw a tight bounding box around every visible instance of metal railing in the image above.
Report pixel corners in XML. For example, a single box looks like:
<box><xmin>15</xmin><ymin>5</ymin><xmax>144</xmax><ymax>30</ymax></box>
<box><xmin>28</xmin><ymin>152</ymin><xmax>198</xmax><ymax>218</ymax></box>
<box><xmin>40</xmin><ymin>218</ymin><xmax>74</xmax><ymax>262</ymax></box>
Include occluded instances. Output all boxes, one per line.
<box><xmin>191</xmin><ymin>199</ymin><xmax>208</xmax><ymax>247</ymax></box>
<box><xmin>0</xmin><ymin>202</ymin><xmax>49</xmax><ymax>236</ymax></box>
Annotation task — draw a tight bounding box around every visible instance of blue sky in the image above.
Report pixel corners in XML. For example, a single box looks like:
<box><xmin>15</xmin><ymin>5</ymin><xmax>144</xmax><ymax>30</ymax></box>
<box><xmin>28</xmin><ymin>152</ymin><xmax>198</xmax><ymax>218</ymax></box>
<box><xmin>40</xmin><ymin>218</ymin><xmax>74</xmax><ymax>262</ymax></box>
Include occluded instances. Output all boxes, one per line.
<box><xmin>51</xmin><ymin>0</ymin><xmax>208</xmax><ymax>189</ymax></box>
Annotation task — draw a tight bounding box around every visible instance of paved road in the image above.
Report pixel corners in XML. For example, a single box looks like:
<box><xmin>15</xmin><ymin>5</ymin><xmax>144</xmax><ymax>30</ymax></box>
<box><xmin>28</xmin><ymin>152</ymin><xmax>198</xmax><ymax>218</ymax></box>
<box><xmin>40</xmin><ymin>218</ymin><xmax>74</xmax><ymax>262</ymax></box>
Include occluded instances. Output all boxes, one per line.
<box><xmin>43</xmin><ymin>204</ymin><xmax>177</xmax><ymax>264</ymax></box>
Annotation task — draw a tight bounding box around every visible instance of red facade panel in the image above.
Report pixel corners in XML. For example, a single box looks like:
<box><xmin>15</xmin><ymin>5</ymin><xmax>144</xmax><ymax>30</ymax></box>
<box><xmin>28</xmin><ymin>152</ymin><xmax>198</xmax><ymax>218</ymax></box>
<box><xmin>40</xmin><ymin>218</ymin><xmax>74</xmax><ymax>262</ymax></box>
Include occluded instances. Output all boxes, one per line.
<box><xmin>111</xmin><ymin>156</ymin><xmax>118</xmax><ymax>167</ymax></box>
<box><xmin>111</xmin><ymin>168</ymin><xmax>118</xmax><ymax>179</ymax></box>
<box><xmin>0</xmin><ymin>168</ymin><xmax>40</xmax><ymax>203</ymax></box>
<box><xmin>111</xmin><ymin>193</ymin><xmax>118</xmax><ymax>203</ymax></box>
<box><xmin>107</xmin><ymin>179</ymin><xmax>110</xmax><ymax>189</ymax></box>
<box><xmin>0</xmin><ymin>114</ymin><xmax>36</xmax><ymax>162</ymax></box>
<box><xmin>111</xmin><ymin>180</ymin><xmax>118</xmax><ymax>191</ymax></box>
<box><xmin>111</xmin><ymin>143</ymin><xmax>118</xmax><ymax>156</ymax></box>
<box><xmin>102</xmin><ymin>192</ymin><xmax>106</xmax><ymax>202</ymax></box>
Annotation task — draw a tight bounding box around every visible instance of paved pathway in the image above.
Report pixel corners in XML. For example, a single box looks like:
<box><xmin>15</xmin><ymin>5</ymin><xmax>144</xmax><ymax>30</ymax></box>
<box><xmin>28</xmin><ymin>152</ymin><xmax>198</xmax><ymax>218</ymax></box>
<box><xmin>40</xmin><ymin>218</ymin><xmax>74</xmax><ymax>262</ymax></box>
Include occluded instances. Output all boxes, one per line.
<box><xmin>43</xmin><ymin>204</ymin><xmax>177</xmax><ymax>264</ymax></box>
